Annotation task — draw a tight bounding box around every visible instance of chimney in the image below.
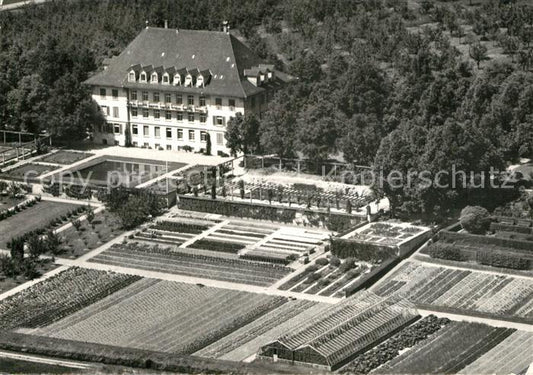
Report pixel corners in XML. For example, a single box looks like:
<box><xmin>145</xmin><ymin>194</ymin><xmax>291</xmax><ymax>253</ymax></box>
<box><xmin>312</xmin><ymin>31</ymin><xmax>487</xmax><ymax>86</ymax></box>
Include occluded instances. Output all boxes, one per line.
<box><xmin>164</xmin><ymin>20</ymin><xmax>168</xmax><ymax>29</ymax></box>
<box><xmin>222</xmin><ymin>20</ymin><xmax>230</xmax><ymax>34</ymax></box>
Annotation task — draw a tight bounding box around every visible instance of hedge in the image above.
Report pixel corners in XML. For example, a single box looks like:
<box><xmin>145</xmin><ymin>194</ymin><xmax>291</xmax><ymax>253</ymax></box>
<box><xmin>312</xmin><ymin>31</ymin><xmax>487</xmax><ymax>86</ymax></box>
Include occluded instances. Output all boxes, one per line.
<box><xmin>427</xmin><ymin>242</ymin><xmax>469</xmax><ymax>262</ymax></box>
<box><xmin>476</xmin><ymin>251</ymin><xmax>530</xmax><ymax>270</ymax></box>
<box><xmin>490</xmin><ymin>222</ymin><xmax>533</xmax><ymax>235</ymax></box>
<box><xmin>439</xmin><ymin>230</ymin><xmax>533</xmax><ymax>252</ymax></box>
<box><xmin>0</xmin><ymin>331</ymin><xmax>288</xmax><ymax>374</ymax></box>
<box><xmin>330</xmin><ymin>238</ymin><xmax>396</xmax><ymax>262</ymax></box>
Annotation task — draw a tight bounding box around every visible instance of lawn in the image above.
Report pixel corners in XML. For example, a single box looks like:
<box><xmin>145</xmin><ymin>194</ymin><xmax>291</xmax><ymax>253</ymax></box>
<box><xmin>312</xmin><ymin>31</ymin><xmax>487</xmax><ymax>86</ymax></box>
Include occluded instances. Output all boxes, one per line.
<box><xmin>38</xmin><ymin>150</ymin><xmax>94</xmax><ymax>165</ymax></box>
<box><xmin>0</xmin><ymin>200</ymin><xmax>80</xmax><ymax>247</ymax></box>
<box><xmin>57</xmin><ymin>211</ymin><xmax>124</xmax><ymax>258</ymax></box>
<box><xmin>0</xmin><ymin>260</ymin><xmax>59</xmax><ymax>295</ymax></box>
<box><xmin>0</xmin><ymin>163</ymin><xmax>59</xmax><ymax>181</ymax></box>
<box><xmin>0</xmin><ymin>196</ymin><xmax>25</xmax><ymax>211</ymax></box>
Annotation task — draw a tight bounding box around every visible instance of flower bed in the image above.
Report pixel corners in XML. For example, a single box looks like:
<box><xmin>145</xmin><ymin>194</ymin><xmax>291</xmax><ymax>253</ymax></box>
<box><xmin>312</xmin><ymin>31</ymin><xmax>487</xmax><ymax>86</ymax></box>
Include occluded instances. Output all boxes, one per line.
<box><xmin>187</xmin><ymin>239</ymin><xmax>245</xmax><ymax>253</ymax></box>
<box><xmin>152</xmin><ymin>221</ymin><xmax>210</xmax><ymax>234</ymax></box>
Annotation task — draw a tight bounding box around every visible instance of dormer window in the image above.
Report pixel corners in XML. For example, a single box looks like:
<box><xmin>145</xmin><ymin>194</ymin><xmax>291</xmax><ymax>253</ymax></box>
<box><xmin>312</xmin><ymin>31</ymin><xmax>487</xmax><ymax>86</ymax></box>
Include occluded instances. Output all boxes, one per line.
<box><xmin>162</xmin><ymin>74</ymin><xmax>169</xmax><ymax>84</ymax></box>
<box><xmin>128</xmin><ymin>71</ymin><xmax>136</xmax><ymax>82</ymax></box>
<box><xmin>184</xmin><ymin>74</ymin><xmax>193</xmax><ymax>87</ymax></box>
<box><xmin>260</xmin><ymin>73</ymin><xmax>265</xmax><ymax>83</ymax></box>
<box><xmin>151</xmin><ymin>72</ymin><xmax>158</xmax><ymax>83</ymax></box>
<box><xmin>140</xmin><ymin>72</ymin><xmax>147</xmax><ymax>82</ymax></box>
<box><xmin>196</xmin><ymin>75</ymin><xmax>204</xmax><ymax>88</ymax></box>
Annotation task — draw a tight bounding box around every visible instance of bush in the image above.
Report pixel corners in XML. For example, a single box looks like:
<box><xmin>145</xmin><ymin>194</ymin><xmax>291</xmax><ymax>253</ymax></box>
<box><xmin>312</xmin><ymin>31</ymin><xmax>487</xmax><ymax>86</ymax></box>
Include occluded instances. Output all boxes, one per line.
<box><xmin>330</xmin><ymin>256</ymin><xmax>341</xmax><ymax>267</ymax></box>
<box><xmin>427</xmin><ymin>242</ymin><xmax>468</xmax><ymax>261</ymax></box>
<box><xmin>339</xmin><ymin>258</ymin><xmax>356</xmax><ymax>273</ymax></box>
<box><xmin>315</xmin><ymin>258</ymin><xmax>329</xmax><ymax>266</ymax></box>
<box><xmin>460</xmin><ymin>206</ymin><xmax>491</xmax><ymax>234</ymax></box>
<box><xmin>477</xmin><ymin>251</ymin><xmax>530</xmax><ymax>270</ymax></box>
<box><xmin>331</xmin><ymin>238</ymin><xmax>395</xmax><ymax>262</ymax></box>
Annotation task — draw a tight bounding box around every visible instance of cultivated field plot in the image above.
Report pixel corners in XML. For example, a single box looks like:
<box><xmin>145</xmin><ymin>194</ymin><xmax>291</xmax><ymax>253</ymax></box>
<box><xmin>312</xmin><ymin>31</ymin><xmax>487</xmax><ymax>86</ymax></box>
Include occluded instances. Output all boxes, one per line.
<box><xmin>39</xmin><ymin>280</ymin><xmax>286</xmax><ymax>354</ymax></box>
<box><xmin>0</xmin><ymin>199</ymin><xmax>80</xmax><ymax>246</ymax></box>
<box><xmin>459</xmin><ymin>331</ymin><xmax>533</xmax><ymax>375</ymax></box>
<box><xmin>89</xmin><ymin>242</ymin><xmax>293</xmax><ymax>286</ymax></box>
<box><xmin>0</xmin><ymin>267</ymin><xmax>140</xmax><ymax>330</ymax></box>
<box><xmin>279</xmin><ymin>257</ymin><xmax>370</xmax><ymax>297</ymax></box>
<box><xmin>0</xmin><ymin>196</ymin><xmax>25</xmax><ymax>211</ymax></box>
<box><xmin>139</xmin><ymin>215</ymin><xmax>328</xmax><ymax>266</ymax></box>
<box><xmin>195</xmin><ymin>299</ymin><xmax>330</xmax><ymax>361</ymax></box>
<box><xmin>0</xmin><ymin>163</ymin><xmax>59</xmax><ymax>180</ymax></box>
<box><xmin>347</xmin><ymin>221</ymin><xmax>427</xmax><ymax>247</ymax></box>
<box><xmin>374</xmin><ymin>261</ymin><xmax>533</xmax><ymax>320</ymax></box>
<box><xmin>37</xmin><ymin>150</ymin><xmax>94</xmax><ymax>165</ymax></box>
<box><xmin>375</xmin><ymin>322</ymin><xmax>516</xmax><ymax>374</ymax></box>
<box><xmin>57</xmin><ymin>210</ymin><xmax>123</xmax><ymax>258</ymax></box>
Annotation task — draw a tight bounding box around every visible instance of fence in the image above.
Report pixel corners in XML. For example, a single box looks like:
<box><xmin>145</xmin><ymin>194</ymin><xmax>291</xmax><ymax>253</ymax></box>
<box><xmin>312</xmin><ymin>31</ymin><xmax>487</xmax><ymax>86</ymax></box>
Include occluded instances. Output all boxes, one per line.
<box><xmin>242</xmin><ymin>155</ymin><xmax>372</xmax><ymax>181</ymax></box>
<box><xmin>0</xmin><ymin>130</ymin><xmax>52</xmax><ymax>166</ymax></box>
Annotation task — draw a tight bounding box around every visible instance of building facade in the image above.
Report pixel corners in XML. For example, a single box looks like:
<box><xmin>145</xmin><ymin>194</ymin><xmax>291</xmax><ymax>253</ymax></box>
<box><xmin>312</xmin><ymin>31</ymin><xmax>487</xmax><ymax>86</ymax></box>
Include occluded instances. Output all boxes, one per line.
<box><xmin>85</xmin><ymin>25</ymin><xmax>289</xmax><ymax>155</ymax></box>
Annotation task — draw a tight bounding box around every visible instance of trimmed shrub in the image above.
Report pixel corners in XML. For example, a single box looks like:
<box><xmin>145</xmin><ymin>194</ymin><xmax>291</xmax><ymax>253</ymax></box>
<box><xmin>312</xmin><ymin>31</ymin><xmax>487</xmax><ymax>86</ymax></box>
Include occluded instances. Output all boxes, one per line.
<box><xmin>315</xmin><ymin>258</ymin><xmax>329</xmax><ymax>266</ymax></box>
<box><xmin>477</xmin><ymin>251</ymin><xmax>530</xmax><ymax>270</ymax></box>
<box><xmin>427</xmin><ymin>242</ymin><xmax>468</xmax><ymax>261</ymax></box>
<box><xmin>331</xmin><ymin>238</ymin><xmax>395</xmax><ymax>262</ymax></box>
<box><xmin>460</xmin><ymin>206</ymin><xmax>491</xmax><ymax>234</ymax></box>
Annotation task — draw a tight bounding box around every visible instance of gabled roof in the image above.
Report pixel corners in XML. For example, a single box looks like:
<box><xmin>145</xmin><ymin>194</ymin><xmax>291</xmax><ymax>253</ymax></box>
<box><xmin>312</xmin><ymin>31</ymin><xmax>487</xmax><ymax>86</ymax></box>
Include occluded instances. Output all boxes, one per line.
<box><xmin>85</xmin><ymin>27</ymin><xmax>289</xmax><ymax>97</ymax></box>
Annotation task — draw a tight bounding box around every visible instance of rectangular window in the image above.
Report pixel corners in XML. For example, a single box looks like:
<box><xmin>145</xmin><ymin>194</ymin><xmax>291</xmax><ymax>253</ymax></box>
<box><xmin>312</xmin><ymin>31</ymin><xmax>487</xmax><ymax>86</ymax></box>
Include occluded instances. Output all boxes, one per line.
<box><xmin>132</xmin><ymin>125</ymin><xmax>138</xmax><ymax>135</ymax></box>
<box><xmin>216</xmin><ymin>132</ymin><xmax>224</xmax><ymax>145</ymax></box>
<box><xmin>143</xmin><ymin>109</ymin><xmax>149</xmax><ymax>118</ymax></box>
<box><xmin>188</xmin><ymin>130</ymin><xmax>195</xmax><ymax>141</ymax></box>
<box><xmin>166</xmin><ymin>145</ymin><xmax>172</xmax><ymax>150</ymax></box>
<box><xmin>106</xmin><ymin>124</ymin><xmax>113</xmax><ymax>134</ymax></box>
<box><xmin>155</xmin><ymin>143</ymin><xmax>160</xmax><ymax>149</ymax></box>
<box><xmin>153</xmin><ymin>92</ymin><xmax>160</xmax><ymax>102</ymax></box>
<box><xmin>131</xmin><ymin>91</ymin><xmax>137</xmax><ymax>101</ymax></box>
<box><xmin>154</xmin><ymin>127</ymin><xmax>160</xmax><ymax>138</ymax></box>
<box><xmin>100</xmin><ymin>88</ymin><xmax>106</xmax><ymax>97</ymax></box>
<box><xmin>215</xmin><ymin>116</ymin><xmax>224</xmax><ymax>126</ymax></box>
<box><xmin>200</xmin><ymin>131</ymin><xmax>207</xmax><ymax>142</ymax></box>
<box><xmin>112</xmin><ymin>89</ymin><xmax>119</xmax><ymax>98</ymax></box>
<box><xmin>113</xmin><ymin>107</ymin><xmax>119</xmax><ymax>118</ymax></box>
<box><xmin>200</xmin><ymin>114</ymin><xmax>206</xmax><ymax>123</ymax></box>
<box><xmin>177</xmin><ymin>112</ymin><xmax>183</xmax><ymax>121</ymax></box>
<box><xmin>142</xmin><ymin>91</ymin><xmax>149</xmax><ymax>101</ymax></box>
<box><xmin>166</xmin><ymin>111</ymin><xmax>172</xmax><ymax>120</ymax></box>
<box><xmin>177</xmin><ymin>128</ymin><xmax>183</xmax><ymax>140</ymax></box>
<box><xmin>215</xmin><ymin>97</ymin><xmax>222</xmax><ymax>108</ymax></box>
<box><xmin>131</xmin><ymin>108</ymin><xmax>138</xmax><ymax>117</ymax></box>
<box><xmin>187</xmin><ymin>95</ymin><xmax>194</xmax><ymax>106</ymax></box>
<box><xmin>143</xmin><ymin>126</ymin><xmax>149</xmax><ymax>136</ymax></box>
<box><xmin>188</xmin><ymin>113</ymin><xmax>195</xmax><ymax>122</ymax></box>
<box><xmin>113</xmin><ymin>124</ymin><xmax>121</xmax><ymax>134</ymax></box>
<box><xmin>154</xmin><ymin>110</ymin><xmax>160</xmax><ymax>119</ymax></box>
<box><xmin>176</xmin><ymin>94</ymin><xmax>182</xmax><ymax>104</ymax></box>
<box><xmin>199</xmin><ymin>96</ymin><xmax>206</xmax><ymax>106</ymax></box>
<box><xmin>229</xmin><ymin>99</ymin><xmax>235</xmax><ymax>109</ymax></box>
<box><xmin>166</xmin><ymin>128</ymin><xmax>172</xmax><ymax>138</ymax></box>
<box><xmin>165</xmin><ymin>93</ymin><xmax>171</xmax><ymax>103</ymax></box>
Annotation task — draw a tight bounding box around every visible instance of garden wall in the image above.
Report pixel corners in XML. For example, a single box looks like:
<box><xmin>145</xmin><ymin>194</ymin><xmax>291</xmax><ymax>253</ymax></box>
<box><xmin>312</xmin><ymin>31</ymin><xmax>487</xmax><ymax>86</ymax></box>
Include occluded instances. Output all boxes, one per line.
<box><xmin>177</xmin><ymin>195</ymin><xmax>365</xmax><ymax>230</ymax></box>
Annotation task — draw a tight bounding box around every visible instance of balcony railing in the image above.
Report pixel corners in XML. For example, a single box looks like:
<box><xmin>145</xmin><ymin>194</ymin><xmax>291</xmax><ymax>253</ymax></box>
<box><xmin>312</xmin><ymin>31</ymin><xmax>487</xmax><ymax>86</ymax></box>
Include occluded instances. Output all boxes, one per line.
<box><xmin>129</xmin><ymin>101</ymin><xmax>208</xmax><ymax>113</ymax></box>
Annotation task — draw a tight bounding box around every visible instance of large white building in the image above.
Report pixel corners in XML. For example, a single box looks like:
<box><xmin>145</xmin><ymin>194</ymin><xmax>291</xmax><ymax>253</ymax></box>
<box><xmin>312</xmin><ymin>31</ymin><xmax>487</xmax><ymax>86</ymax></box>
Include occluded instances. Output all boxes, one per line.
<box><xmin>85</xmin><ymin>25</ymin><xmax>290</xmax><ymax>156</ymax></box>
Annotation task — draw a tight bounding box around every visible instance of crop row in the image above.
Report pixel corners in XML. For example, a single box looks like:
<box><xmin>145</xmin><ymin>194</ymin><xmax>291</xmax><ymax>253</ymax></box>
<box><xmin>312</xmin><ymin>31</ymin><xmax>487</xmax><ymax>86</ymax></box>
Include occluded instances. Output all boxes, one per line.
<box><xmin>90</xmin><ymin>243</ymin><xmax>292</xmax><ymax>286</ymax></box>
<box><xmin>187</xmin><ymin>239</ymin><xmax>245</xmax><ymax>253</ymax></box>
<box><xmin>375</xmin><ymin>262</ymin><xmax>533</xmax><ymax>319</ymax></box>
<box><xmin>0</xmin><ymin>267</ymin><xmax>140</xmax><ymax>330</ymax></box>
<box><xmin>376</xmin><ymin>322</ymin><xmax>514</xmax><ymax>374</ymax></box>
<box><xmin>151</xmin><ymin>220</ymin><xmax>210</xmax><ymax>234</ymax></box>
<box><xmin>47</xmin><ymin>280</ymin><xmax>286</xmax><ymax>355</ymax></box>
<box><xmin>342</xmin><ymin>315</ymin><xmax>450</xmax><ymax>374</ymax></box>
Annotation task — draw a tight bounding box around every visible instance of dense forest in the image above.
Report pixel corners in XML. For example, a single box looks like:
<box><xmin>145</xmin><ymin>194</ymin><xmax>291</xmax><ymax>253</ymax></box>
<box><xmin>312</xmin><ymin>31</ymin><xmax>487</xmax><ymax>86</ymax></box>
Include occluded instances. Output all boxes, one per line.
<box><xmin>0</xmin><ymin>0</ymin><xmax>532</xmax><ymax>219</ymax></box>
